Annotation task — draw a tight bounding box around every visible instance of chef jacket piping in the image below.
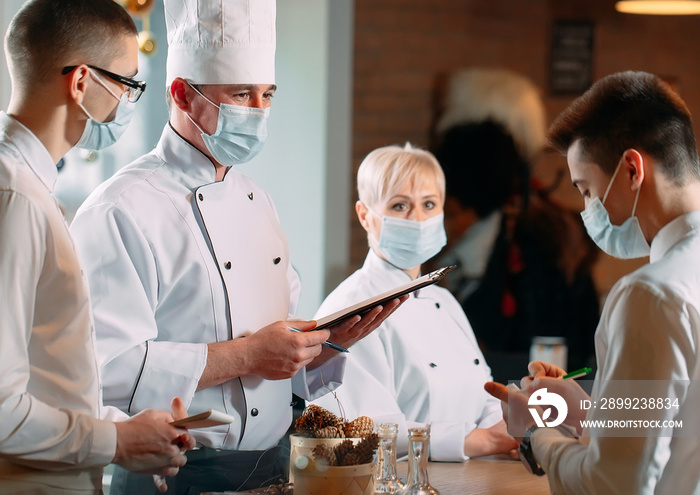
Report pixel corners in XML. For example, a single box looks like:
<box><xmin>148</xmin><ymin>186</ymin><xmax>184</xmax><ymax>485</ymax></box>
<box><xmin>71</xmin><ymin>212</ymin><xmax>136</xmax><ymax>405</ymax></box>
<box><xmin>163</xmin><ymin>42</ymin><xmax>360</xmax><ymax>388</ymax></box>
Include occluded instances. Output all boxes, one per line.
<box><xmin>128</xmin><ymin>340</ymin><xmax>150</xmax><ymax>414</ymax></box>
<box><xmin>194</xmin><ymin>183</ymin><xmax>248</xmax><ymax>447</ymax></box>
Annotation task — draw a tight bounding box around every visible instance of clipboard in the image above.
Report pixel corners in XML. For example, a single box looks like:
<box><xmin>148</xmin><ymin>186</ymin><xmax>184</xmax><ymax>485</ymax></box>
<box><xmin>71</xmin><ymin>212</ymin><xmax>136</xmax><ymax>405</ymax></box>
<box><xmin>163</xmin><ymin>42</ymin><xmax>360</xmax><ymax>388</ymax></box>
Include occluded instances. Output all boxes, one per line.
<box><xmin>170</xmin><ymin>410</ymin><xmax>235</xmax><ymax>429</ymax></box>
<box><xmin>315</xmin><ymin>265</ymin><xmax>455</xmax><ymax>330</ymax></box>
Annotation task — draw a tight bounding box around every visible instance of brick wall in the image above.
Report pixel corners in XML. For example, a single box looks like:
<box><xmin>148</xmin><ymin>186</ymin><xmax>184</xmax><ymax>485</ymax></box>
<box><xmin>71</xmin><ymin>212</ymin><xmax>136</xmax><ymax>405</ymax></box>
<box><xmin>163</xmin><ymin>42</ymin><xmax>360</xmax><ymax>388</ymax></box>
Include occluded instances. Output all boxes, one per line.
<box><xmin>348</xmin><ymin>0</ymin><xmax>700</xmax><ymax>295</ymax></box>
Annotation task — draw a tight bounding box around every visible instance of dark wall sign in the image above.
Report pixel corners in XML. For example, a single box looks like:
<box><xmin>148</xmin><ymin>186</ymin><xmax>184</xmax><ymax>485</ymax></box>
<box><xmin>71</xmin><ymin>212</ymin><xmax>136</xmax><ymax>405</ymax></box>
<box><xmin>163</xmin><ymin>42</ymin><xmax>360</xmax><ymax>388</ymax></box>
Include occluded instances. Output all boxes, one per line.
<box><xmin>549</xmin><ymin>21</ymin><xmax>594</xmax><ymax>95</ymax></box>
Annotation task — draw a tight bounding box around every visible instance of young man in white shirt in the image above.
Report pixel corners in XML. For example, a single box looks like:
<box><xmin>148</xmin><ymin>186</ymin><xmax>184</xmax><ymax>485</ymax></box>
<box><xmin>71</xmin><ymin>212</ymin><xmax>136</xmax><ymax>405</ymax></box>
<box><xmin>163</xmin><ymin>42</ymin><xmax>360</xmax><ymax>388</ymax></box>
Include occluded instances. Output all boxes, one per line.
<box><xmin>486</xmin><ymin>71</ymin><xmax>700</xmax><ymax>493</ymax></box>
<box><xmin>0</xmin><ymin>1</ymin><xmax>194</xmax><ymax>493</ymax></box>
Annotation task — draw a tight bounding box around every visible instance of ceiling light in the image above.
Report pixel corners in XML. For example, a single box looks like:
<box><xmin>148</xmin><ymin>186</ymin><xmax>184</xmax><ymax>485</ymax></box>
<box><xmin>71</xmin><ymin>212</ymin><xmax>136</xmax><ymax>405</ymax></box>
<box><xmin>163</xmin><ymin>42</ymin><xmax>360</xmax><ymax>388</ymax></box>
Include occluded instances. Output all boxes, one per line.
<box><xmin>616</xmin><ymin>1</ymin><xmax>700</xmax><ymax>15</ymax></box>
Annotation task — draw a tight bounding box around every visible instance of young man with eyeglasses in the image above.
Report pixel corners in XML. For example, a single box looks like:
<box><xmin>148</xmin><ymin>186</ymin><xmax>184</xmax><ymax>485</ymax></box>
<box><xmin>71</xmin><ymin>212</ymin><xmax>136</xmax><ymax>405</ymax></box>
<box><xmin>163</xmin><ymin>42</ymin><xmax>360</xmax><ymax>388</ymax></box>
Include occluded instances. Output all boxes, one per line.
<box><xmin>0</xmin><ymin>1</ymin><xmax>194</xmax><ymax>493</ymax></box>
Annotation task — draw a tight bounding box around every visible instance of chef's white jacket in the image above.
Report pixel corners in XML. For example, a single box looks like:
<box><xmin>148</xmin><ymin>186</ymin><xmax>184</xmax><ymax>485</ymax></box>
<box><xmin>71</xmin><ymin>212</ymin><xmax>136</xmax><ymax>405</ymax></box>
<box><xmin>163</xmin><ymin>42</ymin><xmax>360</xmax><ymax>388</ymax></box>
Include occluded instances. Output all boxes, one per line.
<box><xmin>312</xmin><ymin>250</ymin><xmax>502</xmax><ymax>461</ymax></box>
<box><xmin>70</xmin><ymin>124</ymin><xmax>344</xmax><ymax>451</ymax></box>
<box><xmin>0</xmin><ymin>112</ymin><xmax>117</xmax><ymax>490</ymax></box>
<box><xmin>532</xmin><ymin>210</ymin><xmax>700</xmax><ymax>494</ymax></box>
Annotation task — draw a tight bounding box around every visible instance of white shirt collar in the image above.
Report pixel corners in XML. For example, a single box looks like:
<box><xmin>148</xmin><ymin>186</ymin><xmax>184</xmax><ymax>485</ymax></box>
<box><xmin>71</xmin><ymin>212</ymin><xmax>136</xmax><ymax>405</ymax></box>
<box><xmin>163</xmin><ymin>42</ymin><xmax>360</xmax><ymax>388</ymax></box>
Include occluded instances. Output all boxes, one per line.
<box><xmin>156</xmin><ymin>123</ymin><xmax>220</xmax><ymax>186</ymax></box>
<box><xmin>0</xmin><ymin>111</ymin><xmax>57</xmax><ymax>191</ymax></box>
<box><xmin>650</xmin><ymin>209</ymin><xmax>700</xmax><ymax>263</ymax></box>
<box><xmin>363</xmin><ymin>248</ymin><xmax>415</xmax><ymax>291</ymax></box>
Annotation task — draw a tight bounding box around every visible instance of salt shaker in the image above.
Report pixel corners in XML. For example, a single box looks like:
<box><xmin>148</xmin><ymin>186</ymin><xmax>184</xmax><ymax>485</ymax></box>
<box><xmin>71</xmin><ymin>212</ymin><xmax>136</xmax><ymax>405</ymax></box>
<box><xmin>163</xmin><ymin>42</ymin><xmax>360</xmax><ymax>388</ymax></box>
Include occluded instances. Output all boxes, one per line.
<box><xmin>400</xmin><ymin>426</ymin><xmax>439</xmax><ymax>495</ymax></box>
<box><xmin>374</xmin><ymin>423</ymin><xmax>403</xmax><ymax>494</ymax></box>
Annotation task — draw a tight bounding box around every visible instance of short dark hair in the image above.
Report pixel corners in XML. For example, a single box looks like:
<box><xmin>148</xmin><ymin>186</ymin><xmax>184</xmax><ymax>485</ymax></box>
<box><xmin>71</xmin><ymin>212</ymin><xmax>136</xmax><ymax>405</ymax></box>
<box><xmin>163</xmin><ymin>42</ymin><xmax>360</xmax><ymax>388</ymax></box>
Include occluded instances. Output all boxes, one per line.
<box><xmin>433</xmin><ymin>121</ymin><xmax>529</xmax><ymax>218</ymax></box>
<box><xmin>4</xmin><ymin>0</ymin><xmax>137</xmax><ymax>85</ymax></box>
<box><xmin>548</xmin><ymin>71</ymin><xmax>700</xmax><ymax>183</ymax></box>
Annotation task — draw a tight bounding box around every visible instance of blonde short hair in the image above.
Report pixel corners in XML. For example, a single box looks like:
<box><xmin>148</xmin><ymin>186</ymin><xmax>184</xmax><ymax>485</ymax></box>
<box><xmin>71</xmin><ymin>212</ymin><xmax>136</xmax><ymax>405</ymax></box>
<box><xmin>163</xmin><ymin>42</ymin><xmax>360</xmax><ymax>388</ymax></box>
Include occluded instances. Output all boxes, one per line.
<box><xmin>357</xmin><ymin>143</ymin><xmax>445</xmax><ymax>208</ymax></box>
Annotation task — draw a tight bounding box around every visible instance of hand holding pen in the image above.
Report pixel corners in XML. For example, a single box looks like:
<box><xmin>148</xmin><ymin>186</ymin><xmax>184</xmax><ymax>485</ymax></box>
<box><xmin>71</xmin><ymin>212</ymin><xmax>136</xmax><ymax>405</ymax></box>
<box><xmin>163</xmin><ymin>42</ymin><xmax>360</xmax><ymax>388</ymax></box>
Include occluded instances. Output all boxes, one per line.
<box><xmin>526</xmin><ymin>360</ymin><xmax>569</xmax><ymax>381</ymax></box>
<box><xmin>562</xmin><ymin>366</ymin><xmax>592</xmax><ymax>380</ymax></box>
<box><xmin>518</xmin><ymin>361</ymin><xmax>592</xmax><ymax>389</ymax></box>
<box><xmin>508</xmin><ymin>366</ymin><xmax>592</xmax><ymax>393</ymax></box>
<box><xmin>288</xmin><ymin>327</ymin><xmax>348</xmax><ymax>353</ymax></box>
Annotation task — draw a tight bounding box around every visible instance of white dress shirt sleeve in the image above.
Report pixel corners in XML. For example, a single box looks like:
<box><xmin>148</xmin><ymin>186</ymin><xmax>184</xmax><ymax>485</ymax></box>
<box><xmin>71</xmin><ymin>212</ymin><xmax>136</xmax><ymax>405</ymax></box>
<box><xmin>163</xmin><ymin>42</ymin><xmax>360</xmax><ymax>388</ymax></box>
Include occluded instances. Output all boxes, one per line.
<box><xmin>533</xmin><ymin>281</ymin><xmax>692</xmax><ymax>494</ymax></box>
<box><xmin>0</xmin><ymin>191</ymin><xmax>117</xmax><ymax>469</ymax></box>
<box><xmin>71</xmin><ymin>202</ymin><xmax>207</xmax><ymax>413</ymax></box>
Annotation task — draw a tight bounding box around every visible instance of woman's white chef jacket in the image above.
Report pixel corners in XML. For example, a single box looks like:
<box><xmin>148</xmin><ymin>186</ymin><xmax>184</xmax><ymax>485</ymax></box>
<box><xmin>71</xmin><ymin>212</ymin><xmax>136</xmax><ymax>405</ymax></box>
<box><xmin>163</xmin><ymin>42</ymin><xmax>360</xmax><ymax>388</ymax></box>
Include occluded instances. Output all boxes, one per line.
<box><xmin>0</xmin><ymin>112</ymin><xmax>118</xmax><ymax>490</ymax></box>
<box><xmin>312</xmin><ymin>250</ymin><xmax>502</xmax><ymax>461</ymax></box>
<box><xmin>70</xmin><ymin>124</ymin><xmax>345</xmax><ymax>451</ymax></box>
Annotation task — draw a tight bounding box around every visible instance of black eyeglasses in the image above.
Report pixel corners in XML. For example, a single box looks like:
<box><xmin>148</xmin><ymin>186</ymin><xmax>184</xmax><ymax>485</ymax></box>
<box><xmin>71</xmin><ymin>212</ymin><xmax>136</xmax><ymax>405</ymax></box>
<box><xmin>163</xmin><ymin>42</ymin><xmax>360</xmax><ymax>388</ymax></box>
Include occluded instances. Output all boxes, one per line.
<box><xmin>62</xmin><ymin>65</ymin><xmax>147</xmax><ymax>103</ymax></box>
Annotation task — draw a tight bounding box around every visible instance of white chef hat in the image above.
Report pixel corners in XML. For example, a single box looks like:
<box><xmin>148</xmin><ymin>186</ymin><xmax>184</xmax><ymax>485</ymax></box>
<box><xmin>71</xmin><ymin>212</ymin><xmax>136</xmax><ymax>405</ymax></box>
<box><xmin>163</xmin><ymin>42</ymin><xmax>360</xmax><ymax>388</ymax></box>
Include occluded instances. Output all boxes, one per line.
<box><xmin>164</xmin><ymin>0</ymin><xmax>276</xmax><ymax>86</ymax></box>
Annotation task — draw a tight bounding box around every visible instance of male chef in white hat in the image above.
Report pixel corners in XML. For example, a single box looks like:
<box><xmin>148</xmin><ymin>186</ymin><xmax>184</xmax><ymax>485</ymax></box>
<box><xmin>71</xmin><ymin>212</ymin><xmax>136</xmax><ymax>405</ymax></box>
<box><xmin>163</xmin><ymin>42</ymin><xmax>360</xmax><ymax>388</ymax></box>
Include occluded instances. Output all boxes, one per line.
<box><xmin>70</xmin><ymin>0</ymin><xmax>404</xmax><ymax>493</ymax></box>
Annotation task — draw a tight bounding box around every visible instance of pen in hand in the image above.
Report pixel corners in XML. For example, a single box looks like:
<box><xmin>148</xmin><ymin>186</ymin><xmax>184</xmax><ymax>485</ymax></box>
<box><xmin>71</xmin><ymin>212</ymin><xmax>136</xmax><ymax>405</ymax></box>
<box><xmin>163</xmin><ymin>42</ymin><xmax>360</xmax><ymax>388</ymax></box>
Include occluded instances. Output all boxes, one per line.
<box><xmin>562</xmin><ymin>366</ymin><xmax>592</xmax><ymax>380</ymax></box>
<box><xmin>508</xmin><ymin>366</ymin><xmax>592</xmax><ymax>393</ymax></box>
<box><xmin>288</xmin><ymin>327</ymin><xmax>349</xmax><ymax>353</ymax></box>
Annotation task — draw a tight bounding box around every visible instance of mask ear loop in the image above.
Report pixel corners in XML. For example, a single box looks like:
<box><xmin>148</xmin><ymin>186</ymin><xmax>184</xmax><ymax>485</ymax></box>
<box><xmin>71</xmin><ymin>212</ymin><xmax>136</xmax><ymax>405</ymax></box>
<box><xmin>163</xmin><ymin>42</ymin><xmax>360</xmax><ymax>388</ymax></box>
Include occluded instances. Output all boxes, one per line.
<box><xmin>362</xmin><ymin>202</ymin><xmax>383</xmax><ymax>220</ymax></box>
<box><xmin>187</xmin><ymin>81</ymin><xmax>220</xmax><ymax>110</ymax></box>
<box><xmin>185</xmin><ymin>112</ymin><xmax>206</xmax><ymax>135</ymax></box>
<box><xmin>602</xmin><ymin>158</ymin><xmax>624</xmax><ymax>205</ymax></box>
<box><xmin>630</xmin><ymin>177</ymin><xmax>642</xmax><ymax>218</ymax></box>
<box><xmin>185</xmin><ymin>81</ymin><xmax>222</xmax><ymax>138</ymax></box>
<box><xmin>78</xmin><ymin>68</ymin><xmax>124</xmax><ymax>122</ymax></box>
<box><xmin>88</xmin><ymin>68</ymin><xmax>122</xmax><ymax>101</ymax></box>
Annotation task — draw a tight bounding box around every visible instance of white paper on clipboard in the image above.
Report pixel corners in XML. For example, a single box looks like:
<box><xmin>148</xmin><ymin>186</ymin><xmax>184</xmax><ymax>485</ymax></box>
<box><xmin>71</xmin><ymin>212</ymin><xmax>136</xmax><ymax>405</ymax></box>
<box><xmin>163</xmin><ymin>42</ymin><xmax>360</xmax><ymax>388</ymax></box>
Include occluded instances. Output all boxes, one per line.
<box><xmin>314</xmin><ymin>265</ymin><xmax>455</xmax><ymax>330</ymax></box>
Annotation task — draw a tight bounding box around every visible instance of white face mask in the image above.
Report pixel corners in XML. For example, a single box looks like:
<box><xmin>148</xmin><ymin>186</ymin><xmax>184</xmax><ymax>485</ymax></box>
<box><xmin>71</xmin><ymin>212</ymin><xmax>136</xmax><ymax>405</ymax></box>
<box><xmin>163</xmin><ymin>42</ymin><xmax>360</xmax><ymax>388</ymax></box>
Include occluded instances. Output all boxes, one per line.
<box><xmin>580</xmin><ymin>158</ymin><xmax>650</xmax><ymax>259</ymax></box>
<box><xmin>187</xmin><ymin>83</ymin><xmax>269</xmax><ymax>166</ymax></box>
<box><xmin>75</xmin><ymin>68</ymin><xmax>135</xmax><ymax>150</ymax></box>
<box><xmin>367</xmin><ymin>206</ymin><xmax>447</xmax><ymax>270</ymax></box>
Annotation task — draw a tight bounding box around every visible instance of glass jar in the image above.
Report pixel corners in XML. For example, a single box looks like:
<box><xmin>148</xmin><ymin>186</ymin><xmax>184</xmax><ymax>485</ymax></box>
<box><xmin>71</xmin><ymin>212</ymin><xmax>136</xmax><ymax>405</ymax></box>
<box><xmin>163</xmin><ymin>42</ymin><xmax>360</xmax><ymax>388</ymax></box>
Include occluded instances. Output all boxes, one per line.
<box><xmin>374</xmin><ymin>423</ymin><xmax>403</xmax><ymax>494</ymax></box>
<box><xmin>399</xmin><ymin>426</ymin><xmax>439</xmax><ymax>495</ymax></box>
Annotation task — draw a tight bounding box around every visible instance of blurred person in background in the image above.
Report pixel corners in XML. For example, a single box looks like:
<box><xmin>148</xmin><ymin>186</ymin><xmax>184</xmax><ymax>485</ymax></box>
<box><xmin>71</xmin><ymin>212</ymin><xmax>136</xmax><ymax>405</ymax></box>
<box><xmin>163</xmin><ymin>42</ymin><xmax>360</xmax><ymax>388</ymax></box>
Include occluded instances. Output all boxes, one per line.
<box><xmin>432</xmin><ymin>68</ymin><xmax>600</xmax><ymax>382</ymax></box>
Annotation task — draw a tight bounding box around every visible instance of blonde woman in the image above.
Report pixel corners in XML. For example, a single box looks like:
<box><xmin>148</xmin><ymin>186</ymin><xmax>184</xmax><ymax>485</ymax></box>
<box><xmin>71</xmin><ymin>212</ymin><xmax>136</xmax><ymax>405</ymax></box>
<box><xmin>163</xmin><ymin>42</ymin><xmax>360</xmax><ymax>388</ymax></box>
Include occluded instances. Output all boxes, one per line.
<box><xmin>312</xmin><ymin>144</ymin><xmax>518</xmax><ymax>461</ymax></box>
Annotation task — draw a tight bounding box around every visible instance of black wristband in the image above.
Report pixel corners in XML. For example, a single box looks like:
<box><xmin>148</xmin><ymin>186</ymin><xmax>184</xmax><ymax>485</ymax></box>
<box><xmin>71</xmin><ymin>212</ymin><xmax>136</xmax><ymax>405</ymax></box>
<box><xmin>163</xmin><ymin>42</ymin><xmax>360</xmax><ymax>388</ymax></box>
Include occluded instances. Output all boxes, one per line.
<box><xmin>519</xmin><ymin>425</ymin><xmax>545</xmax><ymax>476</ymax></box>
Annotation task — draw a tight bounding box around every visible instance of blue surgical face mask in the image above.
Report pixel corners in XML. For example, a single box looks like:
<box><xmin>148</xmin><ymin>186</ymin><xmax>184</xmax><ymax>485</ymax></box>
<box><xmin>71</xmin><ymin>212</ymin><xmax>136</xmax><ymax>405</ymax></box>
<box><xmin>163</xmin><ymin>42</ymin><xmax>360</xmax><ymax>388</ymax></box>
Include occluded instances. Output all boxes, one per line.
<box><xmin>75</xmin><ymin>68</ymin><xmax>135</xmax><ymax>150</ymax></box>
<box><xmin>187</xmin><ymin>83</ymin><xmax>269</xmax><ymax>166</ymax></box>
<box><xmin>580</xmin><ymin>158</ymin><xmax>650</xmax><ymax>259</ymax></box>
<box><xmin>368</xmin><ymin>206</ymin><xmax>447</xmax><ymax>270</ymax></box>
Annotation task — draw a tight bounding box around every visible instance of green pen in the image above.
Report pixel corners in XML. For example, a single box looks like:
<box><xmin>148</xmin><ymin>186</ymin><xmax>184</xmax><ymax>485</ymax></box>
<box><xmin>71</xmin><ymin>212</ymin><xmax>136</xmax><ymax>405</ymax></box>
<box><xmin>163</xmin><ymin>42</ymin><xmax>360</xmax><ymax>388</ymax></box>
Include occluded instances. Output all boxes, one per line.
<box><xmin>562</xmin><ymin>366</ymin><xmax>592</xmax><ymax>380</ymax></box>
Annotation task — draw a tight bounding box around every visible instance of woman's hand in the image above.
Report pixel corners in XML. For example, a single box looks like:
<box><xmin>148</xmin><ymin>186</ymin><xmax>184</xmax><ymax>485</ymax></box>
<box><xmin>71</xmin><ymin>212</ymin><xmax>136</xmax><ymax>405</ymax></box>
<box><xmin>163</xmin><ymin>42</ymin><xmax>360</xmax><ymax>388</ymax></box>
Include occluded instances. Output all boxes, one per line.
<box><xmin>308</xmin><ymin>295</ymin><xmax>408</xmax><ymax>368</ymax></box>
<box><xmin>463</xmin><ymin>420</ymin><xmax>519</xmax><ymax>459</ymax></box>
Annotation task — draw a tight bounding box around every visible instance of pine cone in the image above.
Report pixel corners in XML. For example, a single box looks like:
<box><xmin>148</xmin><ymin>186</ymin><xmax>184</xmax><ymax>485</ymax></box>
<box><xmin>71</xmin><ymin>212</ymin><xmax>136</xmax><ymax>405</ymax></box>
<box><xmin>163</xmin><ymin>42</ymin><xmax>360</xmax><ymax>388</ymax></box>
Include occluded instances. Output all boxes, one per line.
<box><xmin>354</xmin><ymin>432</ymin><xmax>379</xmax><ymax>464</ymax></box>
<box><xmin>294</xmin><ymin>415</ymin><xmax>316</xmax><ymax>435</ymax></box>
<box><xmin>315</xmin><ymin>426</ymin><xmax>345</xmax><ymax>438</ymax></box>
<box><xmin>333</xmin><ymin>439</ymin><xmax>356</xmax><ymax>466</ymax></box>
<box><xmin>312</xmin><ymin>443</ymin><xmax>337</xmax><ymax>466</ymax></box>
<box><xmin>344</xmin><ymin>416</ymin><xmax>374</xmax><ymax>438</ymax></box>
<box><xmin>295</xmin><ymin>404</ymin><xmax>343</xmax><ymax>434</ymax></box>
<box><xmin>316</xmin><ymin>405</ymin><xmax>344</xmax><ymax>428</ymax></box>
<box><xmin>340</xmin><ymin>452</ymin><xmax>362</xmax><ymax>466</ymax></box>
